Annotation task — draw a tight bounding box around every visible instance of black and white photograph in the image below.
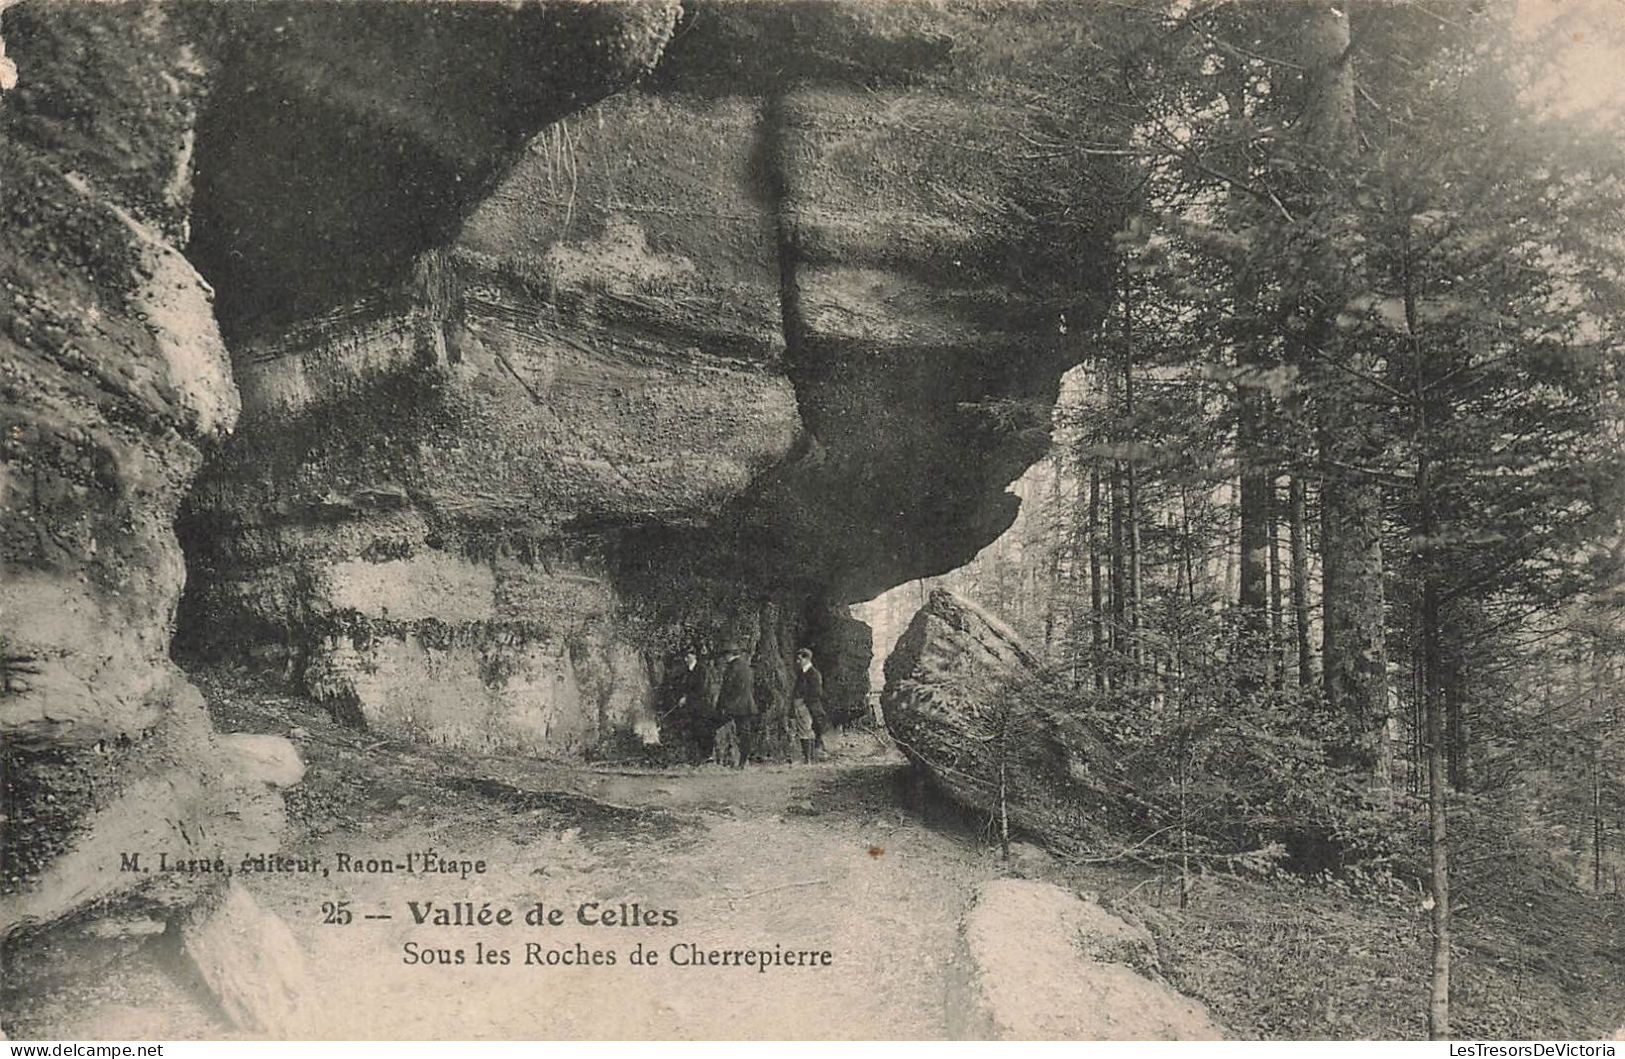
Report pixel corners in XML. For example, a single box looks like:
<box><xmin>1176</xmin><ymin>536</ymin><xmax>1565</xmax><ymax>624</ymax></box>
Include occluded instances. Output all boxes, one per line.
<box><xmin>1</xmin><ymin>0</ymin><xmax>1621</xmax><ymax>1043</ymax></box>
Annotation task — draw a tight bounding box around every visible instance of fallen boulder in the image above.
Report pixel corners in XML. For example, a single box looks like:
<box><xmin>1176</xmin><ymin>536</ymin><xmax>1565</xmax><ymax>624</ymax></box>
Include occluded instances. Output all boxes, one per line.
<box><xmin>178</xmin><ymin>882</ymin><xmax>308</xmax><ymax>1036</ymax></box>
<box><xmin>958</xmin><ymin>879</ymin><xmax>1224</xmax><ymax>1040</ymax></box>
<box><xmin>219</xmin><ymin>734</ymin><xmax>306</xmax><ymax>790</ymax></box>
<box><xmin>881</xmin><ymin>588</ymin><xmax>1131</xmax><ymax>852</ymax></box>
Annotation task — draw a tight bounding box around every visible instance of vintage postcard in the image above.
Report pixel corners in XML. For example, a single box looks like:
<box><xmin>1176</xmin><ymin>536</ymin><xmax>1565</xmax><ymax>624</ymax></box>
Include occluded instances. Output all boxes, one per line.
<box><xmin>1</xmin><ymin>0</ymin><xmax>1621</xmax><ymax>1043</ymax></box>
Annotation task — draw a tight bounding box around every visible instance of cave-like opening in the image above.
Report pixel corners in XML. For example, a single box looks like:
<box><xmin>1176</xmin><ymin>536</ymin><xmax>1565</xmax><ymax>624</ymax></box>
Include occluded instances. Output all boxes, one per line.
<box><xmin>851</xmin><ymin>364</ymin><xmax>1092</xmax><ymax>714</ymax></box>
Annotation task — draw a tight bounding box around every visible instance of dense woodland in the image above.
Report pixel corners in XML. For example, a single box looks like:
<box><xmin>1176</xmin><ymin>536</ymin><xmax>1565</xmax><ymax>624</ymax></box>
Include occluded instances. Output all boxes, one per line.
<box><xmin>860</xmin><ymin>0</ymin><xmax>1624</xmax><ymax>1037</ymax></box>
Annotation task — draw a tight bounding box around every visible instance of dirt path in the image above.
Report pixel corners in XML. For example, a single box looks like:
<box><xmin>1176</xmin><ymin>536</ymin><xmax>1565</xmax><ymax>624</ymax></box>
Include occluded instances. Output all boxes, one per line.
<box><xmin>12</xmin><ymin>674</ymin><xmax>1622</xmax><ymax>1042</ymax></box>
<box><xmin>272</xmin><ymin>748</ymin><xmax>998</xmax><ymax>1039</ymax></box>
<box><xmin>11</xmin><ymin>696</ymin><xmax>1004</xmax><ymax>1041</ymax></box>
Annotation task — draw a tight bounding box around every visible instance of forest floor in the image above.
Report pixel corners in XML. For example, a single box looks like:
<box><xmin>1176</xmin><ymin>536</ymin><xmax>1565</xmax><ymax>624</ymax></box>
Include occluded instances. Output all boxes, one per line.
<box><xmin>7</xmin><ymin>666</ymin><xmax>1622</xmax><ymax>1040</ymax></box>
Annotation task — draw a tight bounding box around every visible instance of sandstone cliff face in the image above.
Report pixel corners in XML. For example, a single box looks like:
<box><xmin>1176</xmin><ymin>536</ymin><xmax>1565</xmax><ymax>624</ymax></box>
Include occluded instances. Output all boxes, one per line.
<box><xmin>0</xmin><ymin>0</ymin><xmax>680</xmax><ymax>961</ymax></box>
<box><xmin>2</xmin><ymin>0</ymin><xmax>1120</xmax><ymax>974</ymax></box>
<box><xmin>175</xmin><ymin>0</ymin><xmax>1120</xmax><ymax>755</ymax></box>
<box><xmin>0</xmin><ymin>2</ymin><xmax>280</xmax><ymax>953</ymax></box>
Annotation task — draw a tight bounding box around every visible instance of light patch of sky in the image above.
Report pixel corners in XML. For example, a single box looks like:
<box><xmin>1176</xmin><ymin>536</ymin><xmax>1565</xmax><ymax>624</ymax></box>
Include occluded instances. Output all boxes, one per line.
<box><xmin>1515</xmin><ymin>0</ymin><xmax>1625</xmax><ymax>124</ymax></box>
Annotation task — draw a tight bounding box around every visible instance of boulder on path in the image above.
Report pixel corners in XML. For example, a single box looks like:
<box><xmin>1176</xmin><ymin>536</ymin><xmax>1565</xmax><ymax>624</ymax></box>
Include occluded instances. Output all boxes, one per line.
<box><xmin>958</xmin><ymin>878</ymin><xmax>1225</xmax><ymax>1040</ymax></box>
<box><xmin>219</xmin><ymin>734</ymin><xmax>306</xmax><ymax>790</ymax></box>
<box><xmin>881</xmin><ymin>588</ymin><xmax>1132</xmax><ymax>852</ymax></box>
<box><xmin>178</xmin><ymin>882</ymin><xmax>308</xmax><ymax>1035</ymax></box>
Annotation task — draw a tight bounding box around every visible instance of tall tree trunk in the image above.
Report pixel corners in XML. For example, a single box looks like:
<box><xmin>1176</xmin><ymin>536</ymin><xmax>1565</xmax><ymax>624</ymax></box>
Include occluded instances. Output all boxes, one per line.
<box><xmin>1322</xmin><ymin>465</ymin><xmax>1390</xmax><ymax>770</ymax></box>
<box><xmin>1298</xmin><ymin>1</ymin><xmax>1390</xmax><ymax>776</ymax></box>
<box><xmin>1239</xmin><ymin>404</ymin><xmax>1273</xmax><ymax>666</ymax></box>
<box><xmin>1419</xmin><ymin>358</ymin><xmax>1451</xmax><ymax>1042</ymax></box>
<box><xmin>1127</xmin><ymin>467</ymin><xmax>1143</xmax><ymax>672</ymax></box>
<box><xmin>1594</xmin><ymin>642</ymin><xmax>1608</xmax><ymax>892</ymax></box>
<box><xmin>1222</xmin><ymin>60</ymin><xmax>1274</xmax><ymax>678</ymax></box>
<box><xmin>1425</xmin><ymin>582</ymin><xmax>1450</xmax><ymax>1040</ymax></box>
<box><xmin>1089</xmin><ymin>462</ymin><xmax>1105</xmax><ymax>693</ymax></box>
<box><xmin>1238</xmin><ymin>388</ymin><xmax>1272</xmax><ymax>666</ymax></box>
<box><xmin>1289</xmin><ymin>475</ymin><xmax>1315</xmax><ymax>688</ymax></box>
<box><xmin>1224</xmin><ymin>483</ymin><xmax>1240</xmax><ymax>606</ymax></box>
<box><xmin>1596</xmin><ymin>753</ymin><xmax>1606</xmax><ymax>893</ymax></box>
<box><xmin>1269</xmin><ymin>480</ymin><xmax>1286</xmax><ymax>688</ymax></box>
<box><xmin>1422</xmin><ymin>491</ymin><xmax>1449</xmax><ymax>1039</ymax></box>
<box><xmin>1419</xmin><ymin>443</ymin><xmax>1449</xmax><ymax>1038</ymax></box>
<box><xmin>1122</xmin><ymin>281</ymin><xmax>1143</xmax><ymax>676</ymax></box>
<box><xmin>1412</xmin><ymin>632</ymin><xmax>1426</xmax><ymax>796</ymax></box>
<box><xmin>1181</xmin><ymin>487</ymin><xmax>1198</xmax><ymax>607</ymax></box>
<box><xmin>1319</xmin><ymin>441</ymin><xmax>1337</xmax><ymax>704</ymax></box>
<box><xmin>1405</xmin><ymin>216</ymin><xmax>1449</xmax><ymax>1038</ymax></box>
<box><xmin>1110</xmin><ymin>462</ymin><xmax>1127</xmax><ymax>676</ymax></box>
<box><xmin>1442</xmin><ymin>603</ymin><xmax>1471</xmax><ymax>792</ymax></box>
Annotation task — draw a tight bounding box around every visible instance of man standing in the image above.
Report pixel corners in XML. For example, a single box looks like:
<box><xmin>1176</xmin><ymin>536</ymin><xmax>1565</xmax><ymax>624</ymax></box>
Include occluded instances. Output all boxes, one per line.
<box><xmin>793</xmin><ymin>646</ymin><xmax>829</xmax><ymax>759</ymax></box>
<box><xmin>715</xmin><ymin>643</ymin><xmax>757</xmax><ymax>769</ymax></box>
<box><xmin>670</xmin><ymin>646</ymin><xmax>710</xmax><ymax>763</ymax></box>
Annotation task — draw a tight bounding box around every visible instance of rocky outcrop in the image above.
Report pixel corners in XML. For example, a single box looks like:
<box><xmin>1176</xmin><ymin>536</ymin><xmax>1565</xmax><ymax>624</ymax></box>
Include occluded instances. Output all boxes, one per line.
<box><xmin>0</xmin><ymin>3</ymin><xmax>292</xmax><ymax>958</ymax></box>
<box><xmin>175</xmin><ymin>0</ymin><xmax>1121</xmax><ymax>754</ymax></box>
<box><xmin>958</xmin><ymin>879</ymin><xmax>1225</xmax><ymax>1040</ymax></box>
<box><xmin>1</xmin><ymin>0</ymin><xmax>1126</xmax><ymax>1008</ymax></box>
<box><xmin>1</xmin><ymin>0</ymin><xmax>674</xmax><ymax>984</ymax></box>
<box><xmin>5</xmin><ymin>0</ymin><xmax>1124</xmax><ymax>811</ymax></box>
<box><xmin>882</xmin><ymin>589</ymin><xmax>1130</xmax><ymax>852</ymax></box>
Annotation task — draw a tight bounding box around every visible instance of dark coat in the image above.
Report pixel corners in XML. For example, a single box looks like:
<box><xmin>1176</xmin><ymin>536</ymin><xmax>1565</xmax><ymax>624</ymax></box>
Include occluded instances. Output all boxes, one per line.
<box><xmin>716</xmin><ymin>655</ymin><xmax>757</xmax><ymax>718</ymax></box>
<box><xmin>793</xmin><ymin>665</ymin><xmax>824</xmax><ymax>713</ymax></box>
<box><xmin>794</xmin><ymin>663</ymin><xmax>828</xmax><ymax>735</ymax></box>
<box><xmin>671</xmin><ymin>662</ymin><xmax>710</xmax><ymax>717</ymax></box>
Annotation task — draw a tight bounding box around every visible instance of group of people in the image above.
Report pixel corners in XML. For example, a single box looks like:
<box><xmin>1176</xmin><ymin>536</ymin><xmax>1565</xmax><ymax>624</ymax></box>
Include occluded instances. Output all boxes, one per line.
<box><xmin>664</xmin><ymin>643</ymin><xmax>829</xmax><ymax>768</ymax></box>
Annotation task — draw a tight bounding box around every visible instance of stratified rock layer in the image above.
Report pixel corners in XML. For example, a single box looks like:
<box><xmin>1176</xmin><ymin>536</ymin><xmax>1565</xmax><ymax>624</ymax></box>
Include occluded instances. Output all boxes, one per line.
<box><xmin>882</xmin><ymin>589</ymin><xmax>1127</xmax><ymax>852</ymax></box>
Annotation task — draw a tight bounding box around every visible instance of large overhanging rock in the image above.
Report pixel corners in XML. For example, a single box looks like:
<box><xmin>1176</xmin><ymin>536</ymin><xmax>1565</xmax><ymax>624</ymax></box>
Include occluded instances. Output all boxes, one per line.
<box><xmin>1</xmin><ymin>0</ymin><xmax>1126</xmax><ymax>1006</ymax></box>
<box><xmin>188</xmin><ymin>0</ymin><xmax>683</xmax><ymax>339</ymax></box>
<box><xmin>882</xmin><ymin>589</ymin><xmax>1132</xmax><ymax>853</ymax></box>
<box><xmin>177</xmin><ymin>0</ymin><xmax>1123</xmax><ymax>753</ymax></box>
